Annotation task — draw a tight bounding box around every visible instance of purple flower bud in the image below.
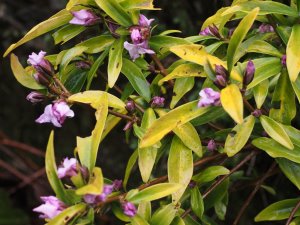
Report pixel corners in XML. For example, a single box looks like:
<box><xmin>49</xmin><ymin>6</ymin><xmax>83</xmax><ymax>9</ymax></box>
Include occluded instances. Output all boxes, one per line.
<box><xmin>281</xmin><ymin>54</ymin><xmax>286</xmax><ymax>67</ymax></box>
<box><xmin>75</xmin><ymin>61</ymin><xmax>91</xmax><ymax>69</ymax></box>
<box><xmin>83</xmin><ymin>184</ymin><xmax>115</xmax><ymax>205</ymax></box>
<box><xmin>258</xmin><ymin>24</ymin><xmax>274</xmax><ymax>33</ymax></box>
<box><xmin>124</xmin><ymin>41</ymin><xmax>155</xmax><ymax>61</ymax></box>
<box><xmin>198</xmin><ymin>88</ymin><xmax>220</xmax><ymax>107</ymax></box>
<box><xmin>188</xmin><ymin>180</ymin><xmax>197</xmax><ymax>188</ymax></box>
<box><xmin>108</xmin><ymin>22</ymin><xmax>121</xmax><ymax>38</ymax></box>
<box><xmin>122</xmin><ymin>201</ymin><xmax>137</xmax><ymax>217</ymax></box>
<box><xmin>200</xmin><ymin>25</ymin><xmax>220</xmax><ymax>38</ymax></box>
<box><xmin>151</xmin><ymin>96</ymin><xmax>165</xmax><ymax>108</ymax></box>
<box><xmin>123</xmin><ymin>121</ymin><xmax>134</xmax><ymax>131</ymax></box>
<box><xmin>26</xmin><ymin>92</ymin><xmax>45</xmax><ymax>103</ymax></box>
<box><xmin>112</xmin><ymin>179</ymin><xmax>123</xmax><ymax>191</ymax></box>
<box><xmin>28</xmin><ymin>51</ymin><xmax>53</xmax><ymax>75</ymax></box>
<box><xmin>207</xmin><ymin>139</ymin><xmax>217</xmax><ymax>151</ymax></box>
<box><xmin>214</xmin><ymin>75</ymin><xmax>227</xmax><ymax>89</ymax></box>
<box><xmin>252</xmin><ymin>109</ymin><xmax>262</xmax><ymax>118</ymax></box>
<box><xmin>131</xmin><ymin>28</ymin><xmax>143</xmax><ymax>44</ymax></box>
<box><xmin>33</xmin><ymin>73</ymin><xmax>50</xmax><ymax>86</ymax></box>
<box><xmin>33</xmin><ymin>196</ymin><xmax>66</xmax><ymax>219</ymax></box>
<box><xmin>57</xmin><ymin>157</ymin><xmax>78</xmax><ymax>179</ymax></box>
<box><xmin>125</xmin><ymin>101</ymin><xmax>136</xmax><ymax>112</ymax></box>
<box><xmin>215</xmin><ymin>65</ymin><xmax>228</xmax><ymax>79</ymax></box>
<box><xmin>139</xmin><ymin>14</ymin><xmax>154</xmax><ymax>27</ymax></box>
<box><xmin>199</xmin><ymin>27</ymin><xmax>211</xmax><ymax>36</ymax></box>
<box><xmin>35</xmin><ymin>101</ymin><xmax>74</xmax><ymax>127</ymax></box>
<box><xmin>243</xmin><ymin>60</ymin><xmax>255</xmax><ymax>86</ymax></box>
<box><xmin>69</xmin><ymin>9</ymin><xmax>99</xmax><ymax>26</ymax></box>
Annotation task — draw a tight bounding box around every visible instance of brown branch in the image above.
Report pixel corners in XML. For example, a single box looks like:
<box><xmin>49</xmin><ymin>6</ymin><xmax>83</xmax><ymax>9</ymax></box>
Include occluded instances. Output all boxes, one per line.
<box><xmin>0</xmin><ymin>159</ymin><xmax>29</xmax><ymax>182</ymax></box>
<box><xmin>0</xmin><ymin>138</ymin><xmax>45</xmax><ymax>157</ymax></box>
<box><xmin>108</xmin><ymin>109</ymin><xmax>136</xmax><ymax>121</ymax></box>
<box><xmin>243</xmin><ymin>98</ymin><xmax>255</xmax><ymax>112</ymax></box>
<box><xmin>53</xmin><ymin>75</ymin><xmax>70</xmax><ymax>96</ymax></box>
<box><xmin>150</xmin><ymin>54</ymin><xmax>174</xmax><ymax>86</ymax></box>
<box><xmin>285</xmin><ymin>199</ymin><xmax>300</xmax><ymax>225</ymax></box>
<box><xmin>181</xmin><ymin>151</ymin><xmax>258</xmax><ymax>218</ymax></box>
<box><xmin>233</xmin><ymin>161</ymin><xmax>277</xmax><ymax>225</ymax></box>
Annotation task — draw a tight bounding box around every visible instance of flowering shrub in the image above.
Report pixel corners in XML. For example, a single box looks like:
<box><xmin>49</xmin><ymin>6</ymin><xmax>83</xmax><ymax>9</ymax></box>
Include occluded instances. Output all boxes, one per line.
<box><xmin>4</xmin><ymin>0</ymin><xmax>300</xmax><ymax>224</ymax></box>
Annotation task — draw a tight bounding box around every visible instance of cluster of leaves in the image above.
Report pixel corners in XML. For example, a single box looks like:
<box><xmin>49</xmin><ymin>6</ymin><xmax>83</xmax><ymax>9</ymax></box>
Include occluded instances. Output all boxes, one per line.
<box><xmin>4</xmin><ymin>0</ymin><xmax>300</xmax><ymax>224</ymax></box>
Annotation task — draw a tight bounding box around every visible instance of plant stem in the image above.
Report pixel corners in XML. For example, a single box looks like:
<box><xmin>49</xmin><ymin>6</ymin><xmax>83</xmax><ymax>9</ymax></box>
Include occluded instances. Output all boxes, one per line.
<box><xmin>108</xmin><ymin>109</ymin><xmax>136</xmax><ymax>121</ymax></box>
<box><xmin>285</xmin><ymin>199</ymin><xmax>300</xmax><ymax>225</ymax></box>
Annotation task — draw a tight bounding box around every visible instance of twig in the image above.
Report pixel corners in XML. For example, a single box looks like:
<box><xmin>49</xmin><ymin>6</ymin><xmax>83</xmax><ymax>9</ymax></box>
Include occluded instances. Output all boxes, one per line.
<box><xmin>285</xmin><ymin>199</ymin><xmax>300</xmax><ymax>225</ymax></box>
<box><xmin>150</xmin><ymin>54</ymin><xmax>174</xmax><ymax>86</ymax></box>
<box><xmin>243</xmin><ymin>98</ymin><xmax>255</xmax><ymax>112</ymax></box>
<box><xmin>233</xmin><ymin>161</ymin><xmax>277</xmax><ymax>225</ymax></box>
<box><xmin>0</xmin><ymin>159</ymin><xmax>29</xmax><ymax>182</ymax></box>
<box><xmin>108</xmin><ymin>109</ymin><xmax>136</xmax><ymax>121</ymax></box>
<box><xmin>53</xmin><ymin>75</ymin><xmax>70</xmax><ymax>96</ymax></box>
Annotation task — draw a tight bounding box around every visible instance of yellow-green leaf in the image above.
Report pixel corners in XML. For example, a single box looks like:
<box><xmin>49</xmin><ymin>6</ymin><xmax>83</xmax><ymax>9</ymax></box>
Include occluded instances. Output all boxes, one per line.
<box><xmin>60</xmin><ymin>46</ymin><xmax>88</xmax><ymax>72</ymax></box>
<box><xmin>224</xmin><ymin>115</ymin><xmax>255</xmax><ymax>157</ymax></box>
<box><xmin>168</xmin><ymin>137</ymin><xmax>193</xmax><ymax>203</ymax></box>
<box><xmin>47</xmin><ymin>203</ymin><xmax>86</xmax><ymax>225</ymax></box>
<box><xmin>108</xmin><ymin>37</ymin><xmax>125</xmax><ymax>88</ymax></box>
<box><xmin>158</xmin><ymin>64</ymin><xmax>204</xmax><ymax>85</ymax></box>
<box><xmin>4</xmin><ymin>10</ymin><xmax>72</xmax><ymax>57</ymax></box>
<box><xmin>69</xmin><ymin>90</ymin><xmax>125</xmax><ymax>110</ymax></box>
<box><xmin>227</xmin><ymin>7</ymin><xmax>259</xmax><ymax>72</ymax></box>
<box><xmin>76</xmin><ymin>93</ymin><xmax>108</xmax><ymax>171</ymax></box>
<box><xmin>10</xmin><ymin>54</ymin><xmax>43</xmax><ymax>90</ymax></box>
<box><xmin>260</xmin><ymin>115</ymin><xmax>294</xmax><ymax>150</ymax></box>
<box><xmin>76</xmin><ymin>167</ymin><xmax>103</xmax><ymax>195</ymax></box>
<box><xmin>220</xmin><ymin>84</ymin><xmax>243</xmax><ymax>124</ymax></box>
<box><xmin>139</xmin><ymin>101</ymin><xmax>211</xmax><ymax>148</ymax></box>
<box><xmin>170</xmin><ymin>44</ymin><xmax>242</xmax><ymax>81</ymax></box>
<box><xmin>120</xmin><ymin>0</ymin><xmax>160</xmax><ymax>10</ymax></box>
<box><xmin>127</xmin><ymin>183</ymin><xmax>182</xmax><ymax>204</ymax></box>
<box><xmin>150</xmin><ymin>204</ymin><xmax>177</xmax><ymax>225</ymax></box>
<box><xmin>253</xmin><ymin>79</ymin><xmax>269</xmax><ymax>109</ymax></box>
<box><xmin>170</xmin><ymin>77</ymin><xmax>194</xmax><ymax>109</ymax></box>
<box><xmin>287</xmin><ymin>24</ymin><xmax>300</xmax><ymax>81</ymax></box>
<box><xmin>131</xmin><ymin>215</ymin><xmax>150</xmax><ymax>225</ymax></box>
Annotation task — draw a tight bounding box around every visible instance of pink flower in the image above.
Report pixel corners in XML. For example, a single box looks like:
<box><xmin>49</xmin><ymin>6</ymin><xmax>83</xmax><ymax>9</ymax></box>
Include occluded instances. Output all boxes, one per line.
<box><xmin>33</xmin><ymin>196</ymin><xmax>66</xmax><ymax>219</ymax></box>
<box><xmin>26</xmin><ymin>92</ymin><xmax>45</xmax><ymax>103</ymax></box>
<box><xmin>69</xmin><ymin>9</ymin><xmax>99</xmax><ymax>26</ymax></box>
<box><xmin>124</xmin><ymin>41</ymin><xmax>155</xmax><ymax>61</ymax></box>
<box><xmin>28</xmin><ymin>51</ymin><xmax>53</xmax><ymax>75</ymax></box>
<box><xmin>35</xmin><ymin>101</ymin><xmax>74</xmax><ymax>127</ymax></box>
<box><xmin>57</xmin><ymin>158</ymin><xmax>77</xmax><ymax>179</ymax></box>
<box><xmin>151</xmin><ymin>96</ymin><xmax>165</xmax><ymax>108</ymax></box>
<box><xmin>198</xmin><ymin>88</ymin><xmax>220</xmax><ymax>107</ymax></box>
<box><xmin>139</xmin><ymin>14</ymin><xmax>154</xmax><ymax>27</ymax></box>
<box><xmin>258</xmin><ymin>24</ymin><xmax>274</xmax><ymax>33</ymax></box>
<box><xmin>122</xmin><ymin>201</ymin><xmax>137</xmax><ymax>217</ymax></box>
<box><xmin>131</xmin><ymin>28</ymin><xmax>143</xmax><ymax>44</ymax></box>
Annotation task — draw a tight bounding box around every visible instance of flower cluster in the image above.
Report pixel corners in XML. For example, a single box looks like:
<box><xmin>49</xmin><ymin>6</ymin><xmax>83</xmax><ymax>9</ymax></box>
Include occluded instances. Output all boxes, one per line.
<box><xmin>199</xmin><ymin>24</ymin><xmax>221</xmax><ymax>38</ymax></box>
<box><xmin>198</xmin><ymin>88</ymin><xmax>220</xmax><ymax>107</ymax></box>
<box><xmin>33</xmin><ymin>196</ymin><xmax>66</xmax><ymax>219</ymax></box>
<box><xmin>124</xmin><ymin>15</ymin><xmax>155</xmax><ymax>60</ymax></box>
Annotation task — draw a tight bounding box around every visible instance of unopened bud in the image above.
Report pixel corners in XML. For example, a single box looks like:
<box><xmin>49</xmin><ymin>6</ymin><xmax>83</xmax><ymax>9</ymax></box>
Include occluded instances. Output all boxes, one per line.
<box><xmin>75</xmin><ymin>61</ymin><xmax>91</xmax><ymax>70</ymax></box>
<box><xmin>188</xmin><ymin>180</ymin><xmax>197</xmax><ymax>188</ymax></box>
<box><xmin>151</xmin><ymin>96</ymin><xmax>165</xmax><ymax>108</ymax></box>
<box><xmin>281</xmin><ymin>55</ymin><xmax>286</xmax><ymax>67</ymax></box>
<box><xmin>252</xmin><ymin>109</ymin><xmax>262</xmax><ymax>118</ymax></box>
<box><xmin>125</xmin><ymin>101</ymin><xmax>136</xmax><ymax>113</ymax></box>
<box><xmin>26</xmin><ymin>91</ymin><xmax>45</xmax><ymax>103</ymax></box>
<box><xmin>207</xmin><ymin>139</ymin><xmax>217</xmax><ymax>151</ymax></box>
<box><xmin>243</xmin><ymin>60</ymin><xmax>255</xmax><ymax>86</ymax></box>
<box><xmin>33</xmin><ymin>73</ymin><xmax>50</xmax><ymax>86</ymax></box>
<box><xmin>123</xmin><ymin>121</ymin><xmax>133</xmax><ymax>131</ymax></box>
<box><xmin>215</xmin><ymin>65</ymin><xmax>228</xmax><ymax>79</ymax></box>
<box><xmin>214</xmin><ymin>75</ymin><xmax>227</xmax><ymax>89</ymax></box>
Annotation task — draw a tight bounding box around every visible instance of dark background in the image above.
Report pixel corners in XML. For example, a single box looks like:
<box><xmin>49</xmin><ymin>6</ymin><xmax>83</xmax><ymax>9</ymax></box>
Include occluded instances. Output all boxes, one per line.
<box><xmin>0</xmin><ymin>0</ymin><xmax>296</xmax><ymax>225</ymax></box>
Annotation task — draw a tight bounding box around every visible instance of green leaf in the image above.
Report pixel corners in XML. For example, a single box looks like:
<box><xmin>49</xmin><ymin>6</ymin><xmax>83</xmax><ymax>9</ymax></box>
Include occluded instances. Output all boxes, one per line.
<box><xmin>108</xmin><ymin>37</ymin><xmax>125</xmax><ymax>88</ymax></box>
<box><xmin>158</xmin><ymin>64</ymin><xmax>203</xmax><ymax>85</ymax></box>
<box><xmin>69</xmin><ymin>90</ymin><xmax>125</xmax><ymax>110</ymax></box>
<box><xmin>60</xmin><ymin>46</ymin><xmax>88</xmax><ymax>72</ymax></box>
<box><xmin>64</xmin><ymin>68</ymin><xmax>87</xmax><ymax>94</ymax></box>
<box><xmin>111</xmin><ymin>204</ymin><xmax>131</xmax><ymax>222</ymax></box>
<box><xmin>260</xmin><ymin>115</ymin><xmax>294</xmax><ymax>150</ymax></box>
<box><xmin>287</xmin><ymin>24</ymin><xmax>300</xmax><ymax>81</ymax></box>
<box><xmin>168</xmin><ymin>137</ymin><xmax>193</xmax><ymax>203</ymax></box>
<box><xmin>205</xmin><ymin>178</ymin><xmax>229</xmax><ymax>210</ymax></box>
<box><xmin>247</xmin><ymin>57</ymin><xmax>282</xmax><ymax>89</ymax></box>
<box><xmin>53</xmin><ymin>24</ymin><xmax>86</xmax><ymax>45</ymax></box>
<box><xmin>140</xmin><ymin>101</ymin><xmax>211</xmax><ymax>148</ymax></box>
<box><xmin>269</xmin><ymin>70</ymin><xmax>296</xmax><ymax>124</ymax></box>
<box><xmin>131</xmin><ymin>215</ymin><xmax>150</xmax><ymax>225</ymax></box>
<box><xmin>255</xmin><ymin>199</ymin><xmax>300</xmax><ymax>221</ymax></box>
<box><xmin>246</xmin><ymin>40</ymin><xmax>283</xmax><ymax>58</ymax></box>
<box><xmin>47</xmin><ymin>203</ymin><xmax>86</xmax><ymax>225</ymax></box>
<box><xmin>137</xmin><ymin>201</ymin><xmax>151</xmax><ymax>222</ymax></box>
<box><xmin>191</xmin><ymin>107</ymin><xmax>226</xmax><ymax>126</ymax></box>
<box><xmin>127</xmin><ymin>183</ymin><xmax>182</xmax><ymax>204</ymax></box>
<box><xmin>138</xmin><ymin>109</ymin><xmax>158</xmax><ymax>182</ymax></box>
<box><xmin>283</xmin><ymin>125</ymin><xmax>300</xmax><ymax>147</ymax></box>
<box><xmin>253</xmin><ymin>79</ymin><xmax>269</xmax><ymax>109</ymax></box>
<box><xmin>192</xmin><ymin>166</ymin><xmax>230</xmax><ymax>184</ymax></box>
<box><xmin>277</xmin><ymin>158</ymin><xmax>300</xmax><ymax>190</ymax></box>
<box><xmin>10</xmin><ymin>54</ymin><xmax>43</xmax><ymax>90</ymax></box>
<box><xmin>76</xmin><ymin>167</ymin><xmax>103</xmax><ymax>195</ymax></box>
<box><xmin>191</xmin><ymin>188</ymin><xmax>204</xmax><ymax>219</ymax></box>
<box><xmin>170</xmin><ymin>44</ymin><xmax>241</xmax><ymax>81</ymax></box>
<box><xmin>95</xmin><ymin>0</ymin><xmax>133</xmax><ymax>26</ymax></box>
<box><xmin>292</xmin><ymin>76</ymin><xmax>300</xmax><ymax>103</ymax></box>
<box><xmin>86</xmin><ymin>48</ymin><xmax>109</xmax><ymax>90</ymax></box>
<box><xmin>123</xmin><ymin>149</ymin><xmax>138</xmax><ymax>189</ymax></box>
<box><xmin>45</xmin><ymin>131</ymin><xmax>73</xmax><ymax>204</ymax></box>
<box><xmin>220</xmin><ymin>84</ymin><xmax>244</xmax><ymax>124</ymax></box>
<box><xmin>227</xmin><ymin>7</ymin><xmax>259</xmax><ymax>72</ymax></box>
<box><xmin>77</xmin><ymin>35</ymin><xmax>114</xmax><ymax>54</ymax></box>
<box><xmin>170</xmin><ymin>77</ymin><xmax>195</xmax><ymax>109</ymax></box>
<box><xmin>252</xmin><ymin>138</ymin><xmax>300</xmax><ymax>163</ymax></box>
<box><xmin>76</xmin><ymin>93</ymin><xmax>108</xmax><ymax>171</ymax></box>
<box><xmin>149</xmin><ymin>36</ymin><xmax>191</xmax><ymax>54</ymax></box>
<box><xmin>150</xmin><ymin>204</ymin><xmax>177</xmax><ymax>225</ymax></box>
<box><xmin>214</xmin><ymin>200</ymin><xmax>227</xmax><ymax>221</ymax></box>
<box><xmin>120</xmin><ymin>0</ymin><xmax>159</xmax><ymax>10</ymax></box>
<box><xmin>222</xmin><ymin>1</ymin><xmax>298</xmax><ymax>17</ymax></box>
<box><xmin>122</xmin><ymin>58</ymin><xmax>151</xmax><ymax>102</ymax></box>
<box><xmin>170</xmin><ymin>217</ymin><xmax>185</xmax><ymax>225</ymax></box>
<box><xmin>224</xmin><ymin>115</ymin><xmax>255</xmax><ymax>157</ymax></box>
<box><xmin>173</xmin><ymin>122</ymin><xmax>202</xmax><ymax>157</ymax></box>
<box><xmin>4</xmin><ymin>10</ymin><xmax>72</xmax><ymax>56</ymax></box>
